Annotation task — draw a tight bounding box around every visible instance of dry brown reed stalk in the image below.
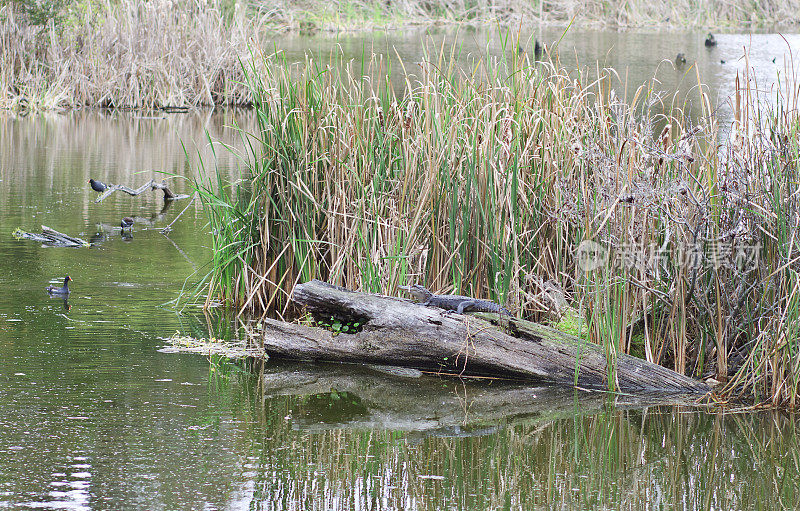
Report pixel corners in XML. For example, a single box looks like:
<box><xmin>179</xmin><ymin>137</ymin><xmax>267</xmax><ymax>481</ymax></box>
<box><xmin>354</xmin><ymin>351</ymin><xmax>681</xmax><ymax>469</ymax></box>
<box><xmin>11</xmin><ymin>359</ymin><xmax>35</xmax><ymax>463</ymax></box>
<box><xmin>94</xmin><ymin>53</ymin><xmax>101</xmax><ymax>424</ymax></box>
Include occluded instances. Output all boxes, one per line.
<box><xmin>1</xmin><ymin>0</ymin><xmax>265</xmax><ymax>110</ymax></box>
<box><xmin>198</xmin><ymin>40</ymin><xmax>800</xmax><ymax>406</ymax></box>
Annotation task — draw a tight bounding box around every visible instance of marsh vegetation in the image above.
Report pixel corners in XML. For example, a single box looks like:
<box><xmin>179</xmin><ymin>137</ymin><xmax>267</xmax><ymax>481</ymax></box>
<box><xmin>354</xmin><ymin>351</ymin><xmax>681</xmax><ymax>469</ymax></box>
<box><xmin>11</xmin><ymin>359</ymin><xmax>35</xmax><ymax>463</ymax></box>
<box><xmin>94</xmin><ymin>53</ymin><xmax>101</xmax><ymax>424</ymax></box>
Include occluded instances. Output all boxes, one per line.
<box><xmin>3</xmin><ymin>0</ymin><xmax>800</xmax><ymax>110</ymax></box>
<box><xmin>195</xmin><ymin>42</ymin><xmax>800</xmax><ymax>407</ymax></box>
<box><xmin>4</xmin><ymin>2</ymin><xmax>800</xmax><ymax>501</ymax></box>
<box><xmin>1</xmin><ymin>0</ymin><xmax>258</xmax><ymax>109</ymax></box>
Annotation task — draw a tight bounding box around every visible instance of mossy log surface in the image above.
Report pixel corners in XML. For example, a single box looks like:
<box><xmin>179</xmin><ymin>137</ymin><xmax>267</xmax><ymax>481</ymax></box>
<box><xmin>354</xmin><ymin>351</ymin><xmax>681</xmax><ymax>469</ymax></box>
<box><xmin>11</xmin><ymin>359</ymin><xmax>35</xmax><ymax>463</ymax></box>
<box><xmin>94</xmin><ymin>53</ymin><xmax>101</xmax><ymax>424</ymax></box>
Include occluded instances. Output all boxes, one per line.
<box><xmin>258</xmin><ymin>280</ymin><xmax>710</xmax><ymax>394</ymax></box>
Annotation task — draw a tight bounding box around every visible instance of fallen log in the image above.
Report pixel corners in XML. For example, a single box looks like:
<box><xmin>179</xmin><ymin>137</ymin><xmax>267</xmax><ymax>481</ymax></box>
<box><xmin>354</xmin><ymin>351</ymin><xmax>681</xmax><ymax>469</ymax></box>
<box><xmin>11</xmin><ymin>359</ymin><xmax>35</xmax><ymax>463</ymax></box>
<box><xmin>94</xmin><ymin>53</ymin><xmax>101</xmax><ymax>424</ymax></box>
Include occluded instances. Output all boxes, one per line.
<box><xmin>255</xmin><ymin>280</ymin><xmax>710</xmax><ymax>394</ymax></box>
<box><xmin>13</xmin><ymin>225</ymin><xmax>90</xmax><ymax>247</ymax></box>
<box><xmin>94</xmin><ymin>179</ymin><xmax>190</xmax><ymax>203</ymax></box>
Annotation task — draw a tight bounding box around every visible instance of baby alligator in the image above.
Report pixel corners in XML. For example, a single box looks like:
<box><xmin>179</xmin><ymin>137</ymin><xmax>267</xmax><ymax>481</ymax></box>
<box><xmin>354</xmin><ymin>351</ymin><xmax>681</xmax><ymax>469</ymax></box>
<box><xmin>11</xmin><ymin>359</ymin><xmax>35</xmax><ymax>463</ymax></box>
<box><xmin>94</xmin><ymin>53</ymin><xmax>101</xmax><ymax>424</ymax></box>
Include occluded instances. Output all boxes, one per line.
<box><xmin>399</xmin><ymin>284</ymin><xmax>511</xmax><ymax>315</ymax></box>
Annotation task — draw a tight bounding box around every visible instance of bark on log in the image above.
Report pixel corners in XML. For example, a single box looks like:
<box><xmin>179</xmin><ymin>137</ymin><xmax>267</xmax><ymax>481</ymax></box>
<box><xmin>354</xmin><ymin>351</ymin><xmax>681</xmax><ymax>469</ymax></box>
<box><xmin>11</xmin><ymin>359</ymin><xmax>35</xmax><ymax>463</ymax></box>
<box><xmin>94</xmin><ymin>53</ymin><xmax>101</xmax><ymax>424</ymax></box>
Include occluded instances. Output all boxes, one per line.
<box><xmin>94</xmin><ymin>179</ymin><xmax>188</xmax><ymax>203</ymax></box>
<box><xmin>257</xmin><ymin>280</ymin><xmax>710</xmax><ymax>394</ymax></box>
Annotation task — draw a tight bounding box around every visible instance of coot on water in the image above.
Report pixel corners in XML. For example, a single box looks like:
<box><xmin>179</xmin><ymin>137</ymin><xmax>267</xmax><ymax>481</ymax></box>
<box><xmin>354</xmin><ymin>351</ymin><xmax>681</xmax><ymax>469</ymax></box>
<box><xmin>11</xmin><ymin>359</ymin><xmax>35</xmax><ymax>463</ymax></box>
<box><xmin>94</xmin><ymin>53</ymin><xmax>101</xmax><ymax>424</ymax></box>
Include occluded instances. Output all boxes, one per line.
<box><xmin>46</xmin><ymin>276</ymin><xmax>72</xmax><ymax>295</ymax></box>
<box><xmin>88</xmin><ymin>179</ymin><xmax>107</xmax><ymax>193</ymax></box>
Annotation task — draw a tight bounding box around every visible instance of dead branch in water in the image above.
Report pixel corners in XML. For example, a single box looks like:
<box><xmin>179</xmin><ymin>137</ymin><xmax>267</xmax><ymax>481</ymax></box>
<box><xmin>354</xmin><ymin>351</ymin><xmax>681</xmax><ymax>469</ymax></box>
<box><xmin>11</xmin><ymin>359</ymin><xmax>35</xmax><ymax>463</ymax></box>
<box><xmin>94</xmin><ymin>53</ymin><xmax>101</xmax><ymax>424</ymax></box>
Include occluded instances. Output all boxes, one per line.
<box><xmin>161</xmin><ymin>193</ymin><xmax>197</xmax><ymax>234</ymax></box>
<box><xmin>13</xmin><ymin>225</ymin><xmax>90</xmax><ymax>247</ymax></box>
<box><xmin>94</xmin><ymin>179</ymin><xmax>189</xmax><ymax>203</ymax></box>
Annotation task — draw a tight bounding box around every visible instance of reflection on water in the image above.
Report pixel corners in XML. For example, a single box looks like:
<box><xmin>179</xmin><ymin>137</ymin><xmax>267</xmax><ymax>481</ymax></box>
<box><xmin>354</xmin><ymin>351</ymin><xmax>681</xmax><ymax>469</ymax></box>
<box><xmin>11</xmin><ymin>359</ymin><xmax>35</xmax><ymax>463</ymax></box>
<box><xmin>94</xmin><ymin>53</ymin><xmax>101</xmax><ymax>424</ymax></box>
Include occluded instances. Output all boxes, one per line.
<box><xmin>1</xmin><ymin>28</ymin><xmax>800</xmax><ymax>509</ymax></box>
<box><xmin>244</xmin><ymin>362</ymin><xmax>800</xmax><ymax>510</ymax></box>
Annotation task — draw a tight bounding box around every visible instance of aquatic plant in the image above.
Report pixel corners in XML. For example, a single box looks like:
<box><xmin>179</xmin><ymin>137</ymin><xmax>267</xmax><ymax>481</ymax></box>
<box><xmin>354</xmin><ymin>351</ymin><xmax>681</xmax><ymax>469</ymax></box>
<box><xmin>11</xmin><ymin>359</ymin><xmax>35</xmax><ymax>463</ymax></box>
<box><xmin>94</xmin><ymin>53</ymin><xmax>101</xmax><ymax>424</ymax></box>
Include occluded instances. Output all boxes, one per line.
<box><xmin>196</xmin><ymin>39</ymin><xmax>800</xmax><ymax>406</ymax></box>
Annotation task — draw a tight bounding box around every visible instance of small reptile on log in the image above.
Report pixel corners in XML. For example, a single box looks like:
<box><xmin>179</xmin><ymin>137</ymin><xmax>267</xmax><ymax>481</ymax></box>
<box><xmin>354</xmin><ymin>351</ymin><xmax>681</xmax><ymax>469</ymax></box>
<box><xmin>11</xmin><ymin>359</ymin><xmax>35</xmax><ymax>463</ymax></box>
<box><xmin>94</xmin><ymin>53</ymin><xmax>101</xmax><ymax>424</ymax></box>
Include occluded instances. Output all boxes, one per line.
<box><xmin>399</xmin><ymin>284</ymin><xmax>511</xmax><ymax>315</ymax></box>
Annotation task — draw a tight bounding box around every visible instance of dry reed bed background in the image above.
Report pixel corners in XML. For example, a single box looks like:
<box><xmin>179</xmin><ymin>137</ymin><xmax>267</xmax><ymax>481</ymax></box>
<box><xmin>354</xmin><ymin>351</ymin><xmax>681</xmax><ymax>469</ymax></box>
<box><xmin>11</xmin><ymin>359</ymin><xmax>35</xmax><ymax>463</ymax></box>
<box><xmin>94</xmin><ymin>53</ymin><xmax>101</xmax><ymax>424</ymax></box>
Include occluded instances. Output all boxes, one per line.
<box><xmin>282</xmin><ymin>0</ymin><xmax>800</xmax><ymax>32</ymax></box>
<box><xmin>0</xmin><ymin>0</ymin><xmax>261</xmax><ymax>109</ymax></box>
<box><xmin>195</xmin><ymin>45</ymin><xmax>800</xmax><ymax>406</ymax></box>
<box><xmin>3</xmin><ymin>0</ymin><xmax>800</xmax><ymax>111</ymax></box>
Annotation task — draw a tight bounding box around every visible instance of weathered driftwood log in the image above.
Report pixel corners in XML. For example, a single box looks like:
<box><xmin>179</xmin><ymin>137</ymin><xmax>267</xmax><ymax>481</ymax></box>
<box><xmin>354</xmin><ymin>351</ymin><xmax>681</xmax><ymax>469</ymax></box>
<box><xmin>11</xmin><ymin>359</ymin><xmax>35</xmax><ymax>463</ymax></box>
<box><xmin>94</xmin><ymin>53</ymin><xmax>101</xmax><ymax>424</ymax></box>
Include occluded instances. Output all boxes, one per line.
<box><xmin>94</xmin><ymin>179</ymin><xmax>188</xmax><ymax>203</ymax></box>
<box><xmin>13</xmin><ymin>225</ymin><xmax>89</xmax><ymax>247</ymax></box>
<box><xmin>257</xmin><ymin>280</ymin><xmax>710</xmax><ymax>394</ymax></box>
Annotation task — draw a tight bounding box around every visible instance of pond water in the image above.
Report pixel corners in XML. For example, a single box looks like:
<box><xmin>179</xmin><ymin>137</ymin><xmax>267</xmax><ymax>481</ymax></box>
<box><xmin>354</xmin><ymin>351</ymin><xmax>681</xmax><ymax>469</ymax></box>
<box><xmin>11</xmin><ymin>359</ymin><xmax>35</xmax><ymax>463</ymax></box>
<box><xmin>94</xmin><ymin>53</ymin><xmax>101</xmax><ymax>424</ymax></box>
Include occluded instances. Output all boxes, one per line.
<box><xmin>281</xmin><ymin>27</ymin><xmax>800</xmax><ymax>128</ymax></box>
<box><xmin>1</xmin><ymin>29</ymin><xmax>800</xmax><ymax>510</ymax></box>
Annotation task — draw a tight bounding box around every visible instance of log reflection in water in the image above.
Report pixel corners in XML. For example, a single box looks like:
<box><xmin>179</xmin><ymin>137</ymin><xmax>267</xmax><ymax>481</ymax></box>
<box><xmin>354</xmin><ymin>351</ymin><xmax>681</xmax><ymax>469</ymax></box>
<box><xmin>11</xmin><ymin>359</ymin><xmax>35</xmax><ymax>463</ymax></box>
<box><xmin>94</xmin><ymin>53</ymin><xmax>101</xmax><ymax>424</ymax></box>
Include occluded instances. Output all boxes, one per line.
<box><xmin>259</xmin><ymin>361</ymin><xmax>699</xmax><ymax>434</ymax></box>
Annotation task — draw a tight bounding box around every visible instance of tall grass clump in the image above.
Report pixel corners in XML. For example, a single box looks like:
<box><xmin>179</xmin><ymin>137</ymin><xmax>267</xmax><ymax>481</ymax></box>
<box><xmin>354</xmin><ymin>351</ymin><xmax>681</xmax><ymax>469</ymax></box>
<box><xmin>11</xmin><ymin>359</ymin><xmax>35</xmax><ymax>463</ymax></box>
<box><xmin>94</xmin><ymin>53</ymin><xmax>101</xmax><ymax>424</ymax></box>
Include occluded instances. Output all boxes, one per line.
<box><xmin>198</xmin><ymin>41</ymin><xmax>800</xmax><ymax>406</ymax></box>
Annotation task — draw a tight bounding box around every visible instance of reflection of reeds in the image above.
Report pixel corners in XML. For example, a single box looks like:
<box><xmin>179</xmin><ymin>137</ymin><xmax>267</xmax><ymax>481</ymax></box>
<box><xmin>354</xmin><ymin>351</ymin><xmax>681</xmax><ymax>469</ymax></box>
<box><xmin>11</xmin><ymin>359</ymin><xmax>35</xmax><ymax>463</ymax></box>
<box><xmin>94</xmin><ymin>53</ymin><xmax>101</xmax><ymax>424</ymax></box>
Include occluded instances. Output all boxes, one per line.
<box><xmin>240</xmin><ymin>390</ymin><xmax>800</xmax><ymax>509</ymax></box>
<box><xmin>198</xmin><ymin>43</ymin><xmax>800</xmax><ymax>406</ymax></box>
<box><xmin>0</xmin><ymin>109</ymin><xmax>248</xmax><ymax>185</ymax></box>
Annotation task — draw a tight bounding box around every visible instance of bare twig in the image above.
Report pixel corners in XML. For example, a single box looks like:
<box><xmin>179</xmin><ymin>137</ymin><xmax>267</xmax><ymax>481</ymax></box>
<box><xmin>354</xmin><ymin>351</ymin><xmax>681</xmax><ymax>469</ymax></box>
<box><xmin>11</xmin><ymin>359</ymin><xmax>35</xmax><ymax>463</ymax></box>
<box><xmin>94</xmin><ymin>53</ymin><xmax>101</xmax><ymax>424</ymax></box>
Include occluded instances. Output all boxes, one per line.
<box><xmin>161</xmin><ymin>193</ymin><xmax>197</xmax><ymax>234</ymax></box>
<box><xmin>94</xmin><ymin>179</ymin><xmax>184</xmax><ymax>203</ymax></box>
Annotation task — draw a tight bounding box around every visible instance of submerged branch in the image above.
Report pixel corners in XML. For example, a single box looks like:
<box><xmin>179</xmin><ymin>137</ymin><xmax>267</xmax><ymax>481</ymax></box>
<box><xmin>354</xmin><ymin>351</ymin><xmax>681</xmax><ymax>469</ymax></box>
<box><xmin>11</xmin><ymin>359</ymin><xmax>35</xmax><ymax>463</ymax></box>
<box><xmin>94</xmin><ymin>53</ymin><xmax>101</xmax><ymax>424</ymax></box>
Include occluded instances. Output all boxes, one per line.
<box><xmin>161</xmin><ymin>193</ymin><xmax>197</xmax><ymax>234</ymax></box>
<box><xmin>94</xmin><ymin>180</ymin><xmax>188</xmax><ymax>203</ymax></box>
<box><xmin>13</xmin><ymin>225</ymin><xmax>90</xmax><ymax>248</ymax></box>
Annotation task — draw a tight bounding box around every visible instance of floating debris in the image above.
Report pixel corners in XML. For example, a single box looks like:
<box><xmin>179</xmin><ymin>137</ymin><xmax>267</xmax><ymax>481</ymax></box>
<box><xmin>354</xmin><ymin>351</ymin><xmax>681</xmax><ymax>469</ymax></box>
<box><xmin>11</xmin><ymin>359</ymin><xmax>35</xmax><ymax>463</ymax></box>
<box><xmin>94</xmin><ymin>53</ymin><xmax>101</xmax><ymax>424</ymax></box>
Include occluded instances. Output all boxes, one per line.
<box><xmin>13</xmin><ymin>225</ymin><xmax>90</xmax><ymax>247</ymax></box>
<box><xmin>160</xmin><ymin>332</ymin><xmax>266</xmax><ymax>360</ymax></box>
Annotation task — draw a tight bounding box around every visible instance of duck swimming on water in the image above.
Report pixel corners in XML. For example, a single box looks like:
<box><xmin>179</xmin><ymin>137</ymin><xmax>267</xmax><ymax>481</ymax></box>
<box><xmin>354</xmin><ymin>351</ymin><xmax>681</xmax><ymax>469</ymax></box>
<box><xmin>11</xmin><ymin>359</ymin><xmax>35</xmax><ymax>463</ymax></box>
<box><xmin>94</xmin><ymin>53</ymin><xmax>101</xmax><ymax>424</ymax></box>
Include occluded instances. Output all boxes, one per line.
<box><xmin>705</xmin><ymin>33</ymin><xmax>717</xmax><ymax>47</ymax></box>
<box><xmin>46</xmin><ymin>276</ymin><xmax>72</xmax><ymax>295</ymax></box>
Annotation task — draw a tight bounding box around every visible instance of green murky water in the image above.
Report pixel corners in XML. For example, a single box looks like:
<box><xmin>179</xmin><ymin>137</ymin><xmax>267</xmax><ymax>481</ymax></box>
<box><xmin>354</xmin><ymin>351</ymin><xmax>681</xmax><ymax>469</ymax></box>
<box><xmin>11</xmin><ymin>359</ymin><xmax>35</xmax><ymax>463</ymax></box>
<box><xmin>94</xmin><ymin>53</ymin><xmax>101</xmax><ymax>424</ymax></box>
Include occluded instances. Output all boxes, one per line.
<box><xmin>2</xmin><ymin>31</ymin><xmax>800</xmax><ymax>510</ymax></box>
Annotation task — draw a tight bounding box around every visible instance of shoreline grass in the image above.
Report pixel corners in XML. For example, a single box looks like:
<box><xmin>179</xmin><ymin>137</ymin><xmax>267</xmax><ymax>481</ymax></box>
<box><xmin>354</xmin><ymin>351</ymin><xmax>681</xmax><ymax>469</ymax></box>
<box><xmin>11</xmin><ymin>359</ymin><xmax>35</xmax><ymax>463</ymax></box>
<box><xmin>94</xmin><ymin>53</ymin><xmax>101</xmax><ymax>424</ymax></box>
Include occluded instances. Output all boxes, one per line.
<box><xmin>195</xmin><ymin>41</ymin><xmax>800</xmax><ymax>407</ymax></box>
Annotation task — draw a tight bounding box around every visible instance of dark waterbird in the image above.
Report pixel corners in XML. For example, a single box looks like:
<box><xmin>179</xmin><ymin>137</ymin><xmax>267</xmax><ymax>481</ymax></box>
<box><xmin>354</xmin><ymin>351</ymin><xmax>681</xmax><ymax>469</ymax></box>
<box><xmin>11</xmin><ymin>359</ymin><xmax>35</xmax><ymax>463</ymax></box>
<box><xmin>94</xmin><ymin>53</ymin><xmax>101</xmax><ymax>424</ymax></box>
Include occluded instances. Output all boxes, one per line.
<box><xmin>705</xmin><ymin>33</ymin><xmax>717</xmax><ymax>47</ymax></box>
<box><xmin>121</xmin><ymin>217</ymin><xmax>134</xmax><ymax>231</ymax></box>
<box><xmin>675</xmin><ymin>53</ymin><xmax>686</xmax><ymax>66</ymax></box>
<box><xmin>88</xmin><ymin>179</ymin><xmax>107</xmax><ymax>193</ymax></box>
<box><xmin>46</xmin><ymin>276</ymin><xmax>72</xmax><ymax>295</ymax></box>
